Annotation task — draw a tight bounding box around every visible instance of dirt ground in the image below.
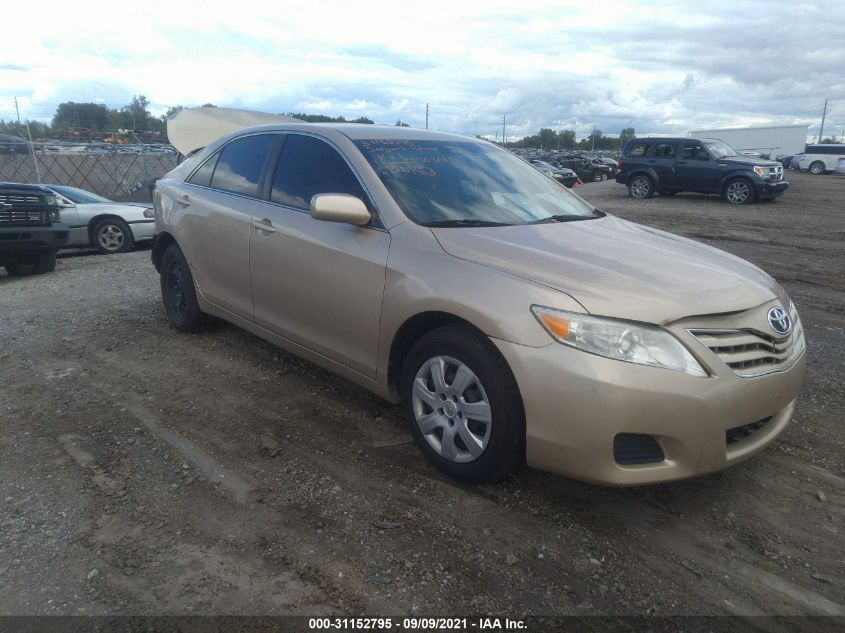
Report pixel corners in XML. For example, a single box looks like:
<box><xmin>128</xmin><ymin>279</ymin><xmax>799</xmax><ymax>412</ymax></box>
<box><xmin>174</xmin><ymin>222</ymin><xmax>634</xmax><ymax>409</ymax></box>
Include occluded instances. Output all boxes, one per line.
<box><xmin>1</xmin><ymin>171</ymin><xmax>843</xmax><ymax>623</ymax></box>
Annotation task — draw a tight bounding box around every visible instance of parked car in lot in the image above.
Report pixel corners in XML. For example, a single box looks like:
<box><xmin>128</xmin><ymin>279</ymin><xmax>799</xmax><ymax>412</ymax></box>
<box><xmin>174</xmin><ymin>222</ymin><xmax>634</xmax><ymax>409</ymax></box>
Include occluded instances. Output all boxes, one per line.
<box><xmin>616</xmin><ymin>137</ymin><xmax>789</xmax><ymax>204</ymax></box>
<box><xmin>556</xmin><ymin>156</ymin><xmax>613</xmax><ymax>182</ymax></box>
<box><xmin>0</xmin><ymin>134</ymin><xmax>30</xmax><ymax>154</ymax></box>
<box><xmin>529</xmin><ymin>160</ymin><xmax>581</xmax><ymax>188</ymax></box>
<box><xmin>153</xmin><ymin>124</ymin><xmax>805</xmax><ymax>485</ymax></box>
<box><xmin>798</xmin><ymin>143</ymin><xmax>845</xmax><ymax>175</ymax></box>
<box><xmin>0</xmin><ymin>182</ymin><xmax>68</xmax><ymax>275</ymax></box>
<box><xmin>44</xmin><ymin>185</ymin><xmax>155</xmax><ymax>253</ymax></box>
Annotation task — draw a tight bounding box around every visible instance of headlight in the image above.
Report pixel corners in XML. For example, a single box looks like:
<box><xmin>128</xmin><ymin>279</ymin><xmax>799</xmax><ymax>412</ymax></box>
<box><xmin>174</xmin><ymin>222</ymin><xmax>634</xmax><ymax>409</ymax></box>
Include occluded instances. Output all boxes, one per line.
<box><xmin>143</xmin><ymin>208</ymin><xmax>155</xmax><ymax>219</ymax></box>
<box><xmin>47</xmin><ymin>209</ymin><xmax>62</xmax><ymax>222</ymax></box>
<box><xmin>531</xmin><ymin>306</ymin><xmax>708</xmax><ymax>376</ymax></box>
<box><xmin>753</xmin><ymin>166</ymin><xmax>768</xmax><ymax>177</ymax></box>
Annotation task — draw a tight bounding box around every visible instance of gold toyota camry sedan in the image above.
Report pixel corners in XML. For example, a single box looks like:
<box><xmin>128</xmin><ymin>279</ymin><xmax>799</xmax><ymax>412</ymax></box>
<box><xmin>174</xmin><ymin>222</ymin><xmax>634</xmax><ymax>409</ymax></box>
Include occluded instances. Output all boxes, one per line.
<box><xmin>152</xmin><ymin>124</ymin><xmax>806</xmax><ymax>485</ymax></box>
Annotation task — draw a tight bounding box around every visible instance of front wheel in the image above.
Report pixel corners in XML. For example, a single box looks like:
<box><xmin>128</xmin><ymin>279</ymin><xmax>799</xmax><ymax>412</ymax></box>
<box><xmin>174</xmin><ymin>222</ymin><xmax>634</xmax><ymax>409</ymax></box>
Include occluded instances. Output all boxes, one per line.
<box><xmin>723</xmin><ymin>178</ymin><xmax>756</xmax><ymax>205</ymax></box>
<box><xmin>400</xmin><ymin>325</ymin><xmax>524</xmax><ymax>483</ymax></box>
<box><xmin>628</xmin><ymin>175</ymin><xmax>654</xmax><ymax>199</ymax></box>
<box><xmin>159</xmin><ymin>244</ymin><xmax>211</xmax><ymax>332</ymax></box>
<box><xmin>809</xmin><ymin>161</ymin><xmax>825</xmax><ymax>175</ymax></box>
<box><xmin>93</xmin><ymin>218</ymin><xmax>134</xmax><ymax>254</ymax></box>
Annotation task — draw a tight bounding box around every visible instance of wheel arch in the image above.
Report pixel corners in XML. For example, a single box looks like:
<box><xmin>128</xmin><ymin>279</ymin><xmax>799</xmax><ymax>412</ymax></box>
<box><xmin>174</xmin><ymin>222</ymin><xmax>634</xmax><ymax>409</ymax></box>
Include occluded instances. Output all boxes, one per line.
<box><xmin>87</xmin><ymin>213</ymin><xmax>130</xmax><ymax>244</ymax></box>
<box><xmin>719</xmin><ymin>171</ymin><xmax>756</xmax><ymax>193</ymax></box>
<box><xmin>387</xmin><ymin>311</ymin><xmax>515</xmax><ymax>400</ymax></box>
<box><xmin>626</xmin><ymin>168</ymin><xmax>659</xmax><ymax>188</ymax></box>
<box><xmin>151</xmin><ymin>231</ymin><xmax>178</xmax><ymax>272</ymax></box>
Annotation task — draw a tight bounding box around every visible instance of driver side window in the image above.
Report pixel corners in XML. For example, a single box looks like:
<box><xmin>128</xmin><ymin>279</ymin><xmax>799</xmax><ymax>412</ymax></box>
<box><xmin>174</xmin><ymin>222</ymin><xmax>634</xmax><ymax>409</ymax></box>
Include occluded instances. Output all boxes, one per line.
<box><xmin>682</xmin><ymin>142</ymin><xmax>706</xmax><ymax>159</ymax></box>
<box><xmin>271</xmin><ymin>135</ymin><xmax>367</xmax><ymax>211</ymax></box>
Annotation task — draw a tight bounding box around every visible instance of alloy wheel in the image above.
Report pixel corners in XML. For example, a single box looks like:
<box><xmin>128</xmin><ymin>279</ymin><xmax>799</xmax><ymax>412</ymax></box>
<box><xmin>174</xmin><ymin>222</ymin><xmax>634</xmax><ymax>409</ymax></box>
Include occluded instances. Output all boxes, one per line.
<box><xmin>411</xmin><ymin>356</ymin><xmax>491</xmax><ymax>463</ymax></box>
<box><xmin>630</xmin><ymin>177</ymin><xmax>651</xmax><ymax>198</ymax></box>
<box><xmin>725</xmin><ymin>180</ymin><xmax>751</xmax><ymax>204</ymax></box>
<box><xmin>97</xmin><ymin>224</ymin><xmax>125</xmax><ymax>252</ymax></box>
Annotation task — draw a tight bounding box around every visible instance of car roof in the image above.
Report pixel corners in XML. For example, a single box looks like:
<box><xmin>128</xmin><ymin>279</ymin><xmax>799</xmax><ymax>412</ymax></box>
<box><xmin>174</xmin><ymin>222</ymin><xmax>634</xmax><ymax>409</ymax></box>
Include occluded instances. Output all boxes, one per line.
<box><xmin>222</xmin><ymin>122</ymin><xmax>478</xmax><ymax>144</ymax></box>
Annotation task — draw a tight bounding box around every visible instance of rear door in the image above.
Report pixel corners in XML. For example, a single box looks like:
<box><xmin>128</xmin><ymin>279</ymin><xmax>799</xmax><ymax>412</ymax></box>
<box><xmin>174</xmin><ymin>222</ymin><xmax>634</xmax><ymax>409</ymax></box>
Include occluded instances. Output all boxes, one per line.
<box><xmin>177</xmin><ymin>132</ymin><xmax>280</xmax><ymax>319</ymax></box>
<box><xmin>649</xmin><ymin>141</ymin><xmax>679</xmax><ymax>189</ymax></box>
<box><xmin>249</xmin><ymin>133</ymin><xmax>390</xmax><ymax>378</ymax></box>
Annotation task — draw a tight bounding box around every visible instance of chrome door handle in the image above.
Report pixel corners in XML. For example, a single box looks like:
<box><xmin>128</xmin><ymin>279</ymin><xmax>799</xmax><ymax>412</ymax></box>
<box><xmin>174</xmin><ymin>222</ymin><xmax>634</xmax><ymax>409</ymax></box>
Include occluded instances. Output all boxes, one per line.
<box><xmin>252</xmin><ymin>218</ymin><xmax>276</xmax><ymax>233</ymax></box>
<box><xmin>175</xmin><ymin>194</ymin><xmax>191</xmax><ymax>206</ymax></box>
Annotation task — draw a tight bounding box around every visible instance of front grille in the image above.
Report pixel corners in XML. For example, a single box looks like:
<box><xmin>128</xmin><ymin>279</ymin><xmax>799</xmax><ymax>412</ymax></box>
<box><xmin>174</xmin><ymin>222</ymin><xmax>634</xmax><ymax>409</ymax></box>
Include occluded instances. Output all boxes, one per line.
<box><xmin>0</xmin><ymin>207</ymin><xmax>46</xmax><ymax>224</ymax></box>
<box><xmin>689</xmin><ymin>304</ymin><xmax>804</xmax><ymax>377</ymax></box>
<box><xmin>0</xmin><ymin>192</ymin><xmax>49</xmax><ymax>225</ymax></box>
<box><xmin>768</xmin><ymin>165</ymin><xmax>783</xmax><ymax>182</ymax></box>
<box><xmin>614</xmin><ymin>433</ymin><xmax>665</xmax><ymax>465</ymax></box>
<box><xmin>726</xmin><ymin>417</ymin><xmax>772</xmax><ymax>445</ymax></box>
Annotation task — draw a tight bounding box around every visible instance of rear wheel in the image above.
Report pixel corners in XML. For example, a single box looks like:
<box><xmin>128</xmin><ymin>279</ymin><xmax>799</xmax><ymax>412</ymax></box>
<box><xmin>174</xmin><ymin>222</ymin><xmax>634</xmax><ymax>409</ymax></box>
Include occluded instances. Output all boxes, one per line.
<box><xmin>809</xmin><ymin>161</ymin><xmax>825</xmax><ymax>175</ymax></box>
<box><xmin>723</xmin><ymin>178</ymin><xmax>756</xmax><ymax>205</ymax></box>
<box><xmin>628</xmin><ymin>175</ymin><xmax>654</xmax><ymax>199</ymax></box>
<box><xmin>5</xmin><ymin>251</ymin><xmax>57</xmax><ymax>276</ymax></box>
<box><xmin>400</xmin><ymin>325</ymin><xmax>524</xmax><ymax>483</ymax></box>
<box><xmin>159</xmin><ymin>244</ymin><xmax>211</xmax><ymax>332</ymax></box>
<box><xmin>592</xmin><ymin>170</ymin><xmax>606</xmax><ymax>182</ymax></box>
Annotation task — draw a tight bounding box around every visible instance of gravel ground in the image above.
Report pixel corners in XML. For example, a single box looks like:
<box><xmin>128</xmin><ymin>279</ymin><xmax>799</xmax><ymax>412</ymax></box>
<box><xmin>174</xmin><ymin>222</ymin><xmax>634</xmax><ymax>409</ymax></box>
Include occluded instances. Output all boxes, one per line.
<box><xmin>0</xmin><ymin>171</ymin><xmax>842</xmax><ymax>622</ymax></box>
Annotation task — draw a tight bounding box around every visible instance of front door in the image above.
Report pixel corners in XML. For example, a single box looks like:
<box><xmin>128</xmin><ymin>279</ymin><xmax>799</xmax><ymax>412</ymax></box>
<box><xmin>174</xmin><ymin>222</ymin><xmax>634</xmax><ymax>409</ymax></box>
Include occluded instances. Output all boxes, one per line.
<box><xmin>249</xmin><ymin>133</ymin><xmax>390</xmax><ymax>378</ymax></box>
<box><xmin>675</xmin><ymin>141</ymin><xmax>723</xmax><ymax>191</ymax></box>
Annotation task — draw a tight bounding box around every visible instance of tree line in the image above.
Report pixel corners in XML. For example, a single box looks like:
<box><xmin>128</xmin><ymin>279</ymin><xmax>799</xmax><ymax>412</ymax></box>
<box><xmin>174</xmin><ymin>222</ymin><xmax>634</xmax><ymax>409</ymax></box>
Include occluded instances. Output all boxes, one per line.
<box><xmin>509</xmin><ymin>127</ymin><xmax>636</xmax><ymax>150</ymax></box>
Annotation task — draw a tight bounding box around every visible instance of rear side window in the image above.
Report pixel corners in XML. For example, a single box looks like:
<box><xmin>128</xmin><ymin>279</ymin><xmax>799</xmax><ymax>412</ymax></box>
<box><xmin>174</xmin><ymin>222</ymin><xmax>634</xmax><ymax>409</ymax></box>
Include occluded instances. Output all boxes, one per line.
<box><xmin>187</xmin><ymin>154</ymin><xmax>218</xmax><ymax>187</ymax></box>
<box><xmin>627</xmin><ymin>143</ymin><xmax>649</xmax><ymax>157</ymax></box>
<box><xmin>271</xmin><ymin>134</ymin><xmax>366</xmax><ymax>210</ymax></box>
<box><xmin>654</xmin><ymin>143</ymin><xmax>676</xmax><ymax>158</ymax></box>
<box><xmin>210</xmin><ymin>134</ymin><xmax>277</xmax><ymax>197</ymax></box>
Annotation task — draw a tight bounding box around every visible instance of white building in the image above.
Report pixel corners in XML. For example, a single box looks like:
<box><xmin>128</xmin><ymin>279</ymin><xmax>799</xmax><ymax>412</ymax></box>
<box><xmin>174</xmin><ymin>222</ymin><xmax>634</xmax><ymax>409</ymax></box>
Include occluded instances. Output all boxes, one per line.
<box><xmin>689</xmin><ymin>125</ymin><xmax>808</xmax><ymax>159</ymax></box>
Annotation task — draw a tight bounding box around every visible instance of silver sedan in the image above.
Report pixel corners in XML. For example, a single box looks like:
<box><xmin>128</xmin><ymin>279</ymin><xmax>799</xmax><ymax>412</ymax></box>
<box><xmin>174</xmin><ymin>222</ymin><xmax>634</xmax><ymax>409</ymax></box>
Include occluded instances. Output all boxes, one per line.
<box><xmin>45</xmin><ymin>185</ymin><xmax>155</xmax><ymax>254</ymax></box>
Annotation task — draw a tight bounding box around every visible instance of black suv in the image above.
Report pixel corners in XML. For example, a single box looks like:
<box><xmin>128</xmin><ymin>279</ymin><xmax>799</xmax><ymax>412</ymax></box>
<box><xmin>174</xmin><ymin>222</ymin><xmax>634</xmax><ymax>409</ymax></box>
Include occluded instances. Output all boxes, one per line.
<box><xmin>616</xmin><ymin>137</ymin><xmax>789</xmax><ymax>204</ymax></box>
<box><xmin>0</xmin><ymin>183</ymin><xmax>69</xmax><ymax>276</ymax></box>
<box><xmin>556</xmin><ymin>156</ymin><xmax>613</xmax><ymax>182</ymax></box>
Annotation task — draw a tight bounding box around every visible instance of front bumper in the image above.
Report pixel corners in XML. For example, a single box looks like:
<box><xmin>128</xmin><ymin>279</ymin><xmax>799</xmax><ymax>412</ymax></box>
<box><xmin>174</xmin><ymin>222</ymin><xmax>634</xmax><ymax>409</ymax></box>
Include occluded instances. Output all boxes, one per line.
<box><xmin>754</xmin><ymin>180</ymin><xmax>789</xmax><ymax>199</ymax></box>
<box><xmin>0</xmin><ymin>224</ymin><xmax>69</xmax><ymax>254</ymax></box>
<box><xmin>493</xmin><ymin>333</ymin><xmax>805</xmax><ymax>486</ymax></box>
<box><xmin>128</xmin><ymin>219</ymin><xmax>156</xmax><ymax>242</ymax></box>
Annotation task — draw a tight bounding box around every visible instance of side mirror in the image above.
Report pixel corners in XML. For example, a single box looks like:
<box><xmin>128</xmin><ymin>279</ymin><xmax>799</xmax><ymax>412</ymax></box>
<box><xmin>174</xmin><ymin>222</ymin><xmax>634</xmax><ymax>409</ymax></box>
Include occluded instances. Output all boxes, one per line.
<box><xmin>695</xmin><ymin>149</ymin><xmax>709</xmax><ymax>161</ymax></box>
<box><xmin>310</xmin><ymin>194</ymin><xmax>371</xmax><ymax>226</ymax></box>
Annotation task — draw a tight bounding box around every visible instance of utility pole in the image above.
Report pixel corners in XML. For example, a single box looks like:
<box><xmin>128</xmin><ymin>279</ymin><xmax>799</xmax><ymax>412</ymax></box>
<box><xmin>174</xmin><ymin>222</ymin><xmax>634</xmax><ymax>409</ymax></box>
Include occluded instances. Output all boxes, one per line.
<box><xmin>15</xmin><ymin>97</ymin><xmax>42</xmax><ymax>183</ymax></box>
<box><xmin>425</xmin><ymin>103</ymin><xmax>429</xmax><ymax>130</ymax></box>
<box><xmin>818</xmin><ymin>98</ymin><xmax>828</xmax><ymax>142</ymax></box>
<box><xmin>502</xmin><ymin>115</ymin><xmax>506</xmax><ymax>147</ymax></box>
<box><xmin>591</xmin><ymin>123</ymin><xmax>596</xmax><ymax>151</ymax></box>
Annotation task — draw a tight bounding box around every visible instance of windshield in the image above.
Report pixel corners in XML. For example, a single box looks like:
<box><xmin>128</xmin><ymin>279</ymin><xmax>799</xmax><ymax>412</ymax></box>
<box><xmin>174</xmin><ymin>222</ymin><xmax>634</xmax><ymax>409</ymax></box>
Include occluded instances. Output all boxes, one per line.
<box><xmin>354</xmin><ymin>139</ymin><xmax>599</xmax><ymax>226</ymax></box>
<box><xmin>531</xmin><ymin>160</ymin><xmax>556</xmax><ymax>170</ymax></box>
<box><xmin>47</xmin><ymin>185</ymin><xmax>111</xmax><ymax>204</ymax></box>
<box><xmin>703</xmin><ymin>140</ymin><xmax>739</xmax><ymax>159</ymax></box>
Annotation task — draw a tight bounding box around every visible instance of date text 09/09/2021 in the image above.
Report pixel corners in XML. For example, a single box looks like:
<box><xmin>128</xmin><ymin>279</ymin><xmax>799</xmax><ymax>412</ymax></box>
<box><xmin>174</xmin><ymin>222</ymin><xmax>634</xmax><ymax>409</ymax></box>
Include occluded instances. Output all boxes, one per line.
<box><xmin>308</xmin><ymin>617</ymin><xmax>527</xmax><ymax>630</ymax></box>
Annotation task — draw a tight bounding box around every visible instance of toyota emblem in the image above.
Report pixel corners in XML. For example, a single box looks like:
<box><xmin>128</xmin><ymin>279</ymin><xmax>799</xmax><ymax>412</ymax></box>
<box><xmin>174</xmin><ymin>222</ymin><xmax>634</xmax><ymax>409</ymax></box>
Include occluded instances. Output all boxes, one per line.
<box><xmin>767</xmin><ymin>306</ymin><xmax>791</xmax><ymax>335</ymax></box>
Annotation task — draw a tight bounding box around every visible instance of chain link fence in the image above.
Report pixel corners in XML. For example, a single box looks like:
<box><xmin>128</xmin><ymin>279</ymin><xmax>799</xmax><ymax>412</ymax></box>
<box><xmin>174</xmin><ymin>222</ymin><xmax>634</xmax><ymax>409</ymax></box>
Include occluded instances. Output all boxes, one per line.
<box><xmin>0</xmin><ymin>143</ymin><xmax>178</xmax><ymax>201</ymax></box>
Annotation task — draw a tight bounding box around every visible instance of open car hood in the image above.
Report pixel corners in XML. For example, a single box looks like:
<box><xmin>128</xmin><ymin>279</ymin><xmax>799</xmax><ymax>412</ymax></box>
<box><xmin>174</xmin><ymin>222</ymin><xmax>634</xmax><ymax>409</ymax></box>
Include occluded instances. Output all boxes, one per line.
<box><xmin>166</xmin><ymin>107</ymin><xmax>302</xmax><ymax>156</ymax></box>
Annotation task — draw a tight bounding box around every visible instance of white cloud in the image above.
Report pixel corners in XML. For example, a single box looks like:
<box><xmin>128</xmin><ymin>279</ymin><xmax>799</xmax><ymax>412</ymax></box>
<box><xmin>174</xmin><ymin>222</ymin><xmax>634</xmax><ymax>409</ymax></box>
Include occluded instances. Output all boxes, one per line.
<box><xmin>1</xmin><ymin>0</ymin><xmax>843</xmax><ymax>139</ymax></box>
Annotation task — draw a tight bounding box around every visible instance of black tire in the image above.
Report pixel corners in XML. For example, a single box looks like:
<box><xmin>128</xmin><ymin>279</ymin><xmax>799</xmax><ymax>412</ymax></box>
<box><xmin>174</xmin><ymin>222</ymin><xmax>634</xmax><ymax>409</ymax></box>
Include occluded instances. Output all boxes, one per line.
<box><xmin>92</xmin><ymin>217</ymin><xmax>134</xmax><ymax>254</ymax></box>
<box><xmin>809</xmin><ymin>161</ymin><xmax>825</xmax><ymax>175</ymax></box>
<box><xmin>5</xmin><ymin>251</ymin><xmax>57</xmax><ymax>276</ymax></box>
<box><xmin>400</xmin><ymin>324</ymin><xmax>524</xmax><ymax>483</ymax></box>
<box><xmin>592</xmin><ymin>170</ymin><xmax>604</xmax><ymax>182</ymax></box>
<box><xmin>159</xmin><ymin>243</ymin><xmax>211</xmax><ymax>333</ymax></box>
<box><xmin>722</xmin><ymin>178</ymin><xmax>756</xmax><ymax>205</ymax></box>
<box><xmin>628</xmin><ymin>174</ymin><xmax>654</xmax><ymax>199</ymax></box>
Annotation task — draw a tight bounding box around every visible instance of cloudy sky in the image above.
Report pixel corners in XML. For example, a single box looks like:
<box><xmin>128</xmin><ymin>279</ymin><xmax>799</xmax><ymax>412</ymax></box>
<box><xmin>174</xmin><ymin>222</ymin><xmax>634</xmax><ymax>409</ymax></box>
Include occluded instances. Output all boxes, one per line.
<box><xmin>2</xmin><ymin>0</ymin><xmax>843</xmax><ymax>141</ymax></box>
